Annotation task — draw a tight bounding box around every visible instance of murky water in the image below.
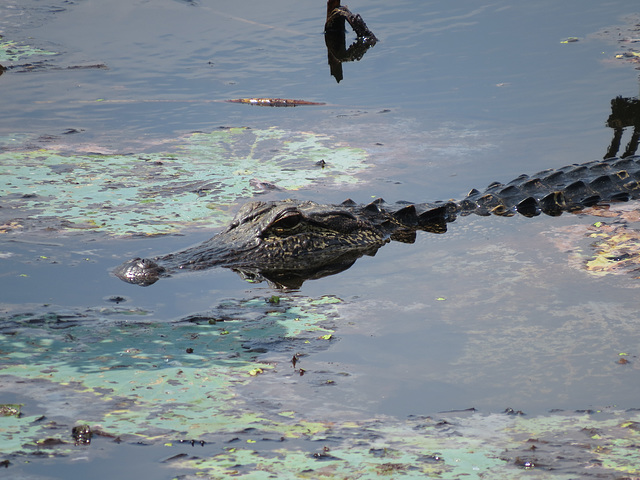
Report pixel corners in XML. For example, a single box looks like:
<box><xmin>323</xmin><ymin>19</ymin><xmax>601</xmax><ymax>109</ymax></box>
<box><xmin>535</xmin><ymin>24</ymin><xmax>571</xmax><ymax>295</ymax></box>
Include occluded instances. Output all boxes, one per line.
<box><xmin>3</xmin><ymin>0</ymin><xmax>640</xmax><ymax>477</ymax></box>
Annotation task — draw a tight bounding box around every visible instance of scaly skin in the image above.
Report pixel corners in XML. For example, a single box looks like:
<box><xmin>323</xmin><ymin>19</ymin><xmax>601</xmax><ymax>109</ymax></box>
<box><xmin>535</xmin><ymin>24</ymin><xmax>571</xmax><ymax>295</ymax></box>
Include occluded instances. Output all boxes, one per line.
<box><xmin>114</xmin><ymin>155</ymin><xmax>640</xmax><ymax>287</ymax></box>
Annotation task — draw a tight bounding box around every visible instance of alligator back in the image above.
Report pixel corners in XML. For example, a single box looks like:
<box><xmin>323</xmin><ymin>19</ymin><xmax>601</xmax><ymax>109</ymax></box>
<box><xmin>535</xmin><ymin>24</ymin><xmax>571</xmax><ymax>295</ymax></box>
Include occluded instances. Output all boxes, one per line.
<box><xmin>458</xmin><ymin>155</ymin><xmax>640</xmax><ymax>217</ymax></box>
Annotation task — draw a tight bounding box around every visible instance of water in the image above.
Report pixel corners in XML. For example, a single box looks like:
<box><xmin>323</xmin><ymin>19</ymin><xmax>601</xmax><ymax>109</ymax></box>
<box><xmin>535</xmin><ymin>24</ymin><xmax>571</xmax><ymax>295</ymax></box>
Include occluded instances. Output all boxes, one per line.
<box><xmin>3</xmin><ymin>0</ymin><xmax>640</xmax><ymax>477</ymax></box>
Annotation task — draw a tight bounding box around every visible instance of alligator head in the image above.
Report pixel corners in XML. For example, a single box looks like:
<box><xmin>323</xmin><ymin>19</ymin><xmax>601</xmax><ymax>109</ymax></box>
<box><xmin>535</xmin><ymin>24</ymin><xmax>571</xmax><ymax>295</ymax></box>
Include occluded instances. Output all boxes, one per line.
<box><xmin>113</xmin><ymin>199</ymin><xmax>449</xmax><ymax>288</ymax></box>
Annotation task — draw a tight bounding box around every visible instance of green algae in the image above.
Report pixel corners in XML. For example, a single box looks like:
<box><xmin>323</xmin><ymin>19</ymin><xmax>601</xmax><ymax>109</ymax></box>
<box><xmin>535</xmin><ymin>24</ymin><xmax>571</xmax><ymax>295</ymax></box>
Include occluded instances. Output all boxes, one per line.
<box><xmin>0</xmin><ymin>404</ymin><xmax>21</xmax><ymax>417</ymax></box>
<box><xmin>169</xmin><ymin>409</ymin><xmax>640</xmax><ymax>479</ymax></box>
<box><xmin>0</xmin><ymin>295</ymin><xmax>341</xmax><ymax>451</ymax></box>
<box><xmin>0</xmin><ymin>128</ymin><xmax>369</xmax><ymax>235</ymax></box>
<box><xmin>0</xmin><ymin>41</ymin><xmax>57</xmax><ymax>62</ymax></box>
<box><xmin>2</xmin><ymin>295</ymin><xmax>640</xmax><ymax>477</ymax></box>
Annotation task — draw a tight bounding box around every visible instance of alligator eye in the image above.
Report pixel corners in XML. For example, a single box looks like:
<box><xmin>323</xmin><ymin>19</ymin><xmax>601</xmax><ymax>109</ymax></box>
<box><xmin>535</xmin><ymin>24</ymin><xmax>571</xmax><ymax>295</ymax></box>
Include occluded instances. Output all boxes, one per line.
<box><xmin>272</xmin><ymin>212</ymin><xmax>302</xmax><ymax>230</ymax></box>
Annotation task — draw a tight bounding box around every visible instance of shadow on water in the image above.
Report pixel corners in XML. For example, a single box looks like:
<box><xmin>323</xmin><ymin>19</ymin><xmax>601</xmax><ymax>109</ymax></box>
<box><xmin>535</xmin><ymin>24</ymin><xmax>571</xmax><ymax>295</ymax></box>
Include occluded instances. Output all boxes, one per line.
<box><xmin>4</xmin><ymin>0</ymin><xmax>640</xmax><ymax>477</ymax></box>
<box><xmin>605</xmin><ymin>96</ymin><xmax>640</xmax><ymax>159</ymax></box>
<box><xmin>324</xmin><ymin>0</ymin><xmax>378</xmax><ymax>83</ymax></box>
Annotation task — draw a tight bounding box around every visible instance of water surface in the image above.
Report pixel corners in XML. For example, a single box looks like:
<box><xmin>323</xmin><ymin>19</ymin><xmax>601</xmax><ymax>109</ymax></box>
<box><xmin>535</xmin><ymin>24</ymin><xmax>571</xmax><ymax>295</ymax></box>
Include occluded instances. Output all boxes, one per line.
<box><xmin>2</xmin><ymin>0</ymin><xmax>640</xmax><ymax>477</ymax></box>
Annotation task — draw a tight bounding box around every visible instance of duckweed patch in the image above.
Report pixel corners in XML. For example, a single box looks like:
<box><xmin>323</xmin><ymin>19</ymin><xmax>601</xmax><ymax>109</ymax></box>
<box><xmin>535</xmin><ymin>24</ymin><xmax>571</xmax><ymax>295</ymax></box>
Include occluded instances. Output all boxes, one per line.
<box><xmin>0</xmin><ymin>128</ymin><xmax>369</xmax><ymax>235</ymax></box>
<box><xmin>167</xmin><ymin>408</ymin><xmax>640</xmax><ymax>479</ymax></box>
<box><xmin>0</xmin><ymin>40</ymin><xmax>57</xmax><ymax>62</ymax></box>
<box><xmin>543</xmin><ymin>204</ymin><xmax>640</xmax><ymax>277</ymax></box>
<box><xmin>2</xmin><ymin>296</ymin><xmax>640</xmax><ymax>477</ymax></box>
<box><xmin>0</xmin><ymin>295</ymin><xmax>340</xmax><ymax>452</ymax></box>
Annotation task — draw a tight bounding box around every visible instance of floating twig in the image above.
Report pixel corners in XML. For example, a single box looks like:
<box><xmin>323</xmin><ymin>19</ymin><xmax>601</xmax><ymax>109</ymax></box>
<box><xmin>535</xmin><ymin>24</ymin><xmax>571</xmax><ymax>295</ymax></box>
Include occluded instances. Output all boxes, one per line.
<box><xmin>226</xmin><ymin>98</ymin><xmax>325</xmax><ymax>107</ymax></box>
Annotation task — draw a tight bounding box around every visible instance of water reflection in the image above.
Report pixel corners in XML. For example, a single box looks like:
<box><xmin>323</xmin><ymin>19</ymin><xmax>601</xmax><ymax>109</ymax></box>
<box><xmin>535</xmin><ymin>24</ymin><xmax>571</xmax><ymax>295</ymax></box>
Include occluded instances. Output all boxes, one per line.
<box><xmin>605</xmin><ymin>96</ymin><xmax>640</xmax><ymax>159</ymax></box>
<box><xmin>324</xmin><ymin>0</ymin><xmax>378</xmax><ymax>83</ymax></box>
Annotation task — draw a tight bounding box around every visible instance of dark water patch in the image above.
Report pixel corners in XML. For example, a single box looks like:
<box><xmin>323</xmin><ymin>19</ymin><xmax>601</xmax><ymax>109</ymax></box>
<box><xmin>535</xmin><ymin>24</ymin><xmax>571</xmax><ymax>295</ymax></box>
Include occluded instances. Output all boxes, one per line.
<box><xmin>0</xmin><ymin>231</ymin><xmax>250</xmax><ymax>317</ymax></box>
<box><xmin>6</xmin><ymin>435</ymin><xmax>185</xmax><ymax>480</ymax></box>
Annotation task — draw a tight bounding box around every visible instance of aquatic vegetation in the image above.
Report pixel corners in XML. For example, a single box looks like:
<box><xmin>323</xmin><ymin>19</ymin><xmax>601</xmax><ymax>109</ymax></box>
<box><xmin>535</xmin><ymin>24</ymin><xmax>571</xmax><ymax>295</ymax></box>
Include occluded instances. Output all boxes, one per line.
<box><xmin>0</xmin><ymin>296</ymin><xmax>340</xmax><ymax>450</ymax></box>
<box><xmin>226</xmin><ymin>98</ymin><xmax>326</xmax><ymax>106</ymax></box>
<box><xmin>2</xmin><ymin>293</ymin><xmax>640</xmax><ymax>477</ymax></box>
<box><xmin>544</xmin><ymin>204</ymin><xmax>640</xmax><ymax>277</ymax></box>
<box><xmin>0</xmin><ymin>128</ymin><xmax>369</xmax><ymax>235</ymax></box>
<box><xmin>0</xmin><ymin>40</ymin><xmax>57</xmax><ymax>62</ymax></box>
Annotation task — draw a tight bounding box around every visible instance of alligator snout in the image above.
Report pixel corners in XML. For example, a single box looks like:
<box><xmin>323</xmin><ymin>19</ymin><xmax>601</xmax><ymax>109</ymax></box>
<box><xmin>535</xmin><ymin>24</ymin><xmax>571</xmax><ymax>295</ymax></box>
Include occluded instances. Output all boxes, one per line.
<box><xmin>113</xmin><ymin>257</ymin><xmax>165</xmax><ymax>286</ymax></box>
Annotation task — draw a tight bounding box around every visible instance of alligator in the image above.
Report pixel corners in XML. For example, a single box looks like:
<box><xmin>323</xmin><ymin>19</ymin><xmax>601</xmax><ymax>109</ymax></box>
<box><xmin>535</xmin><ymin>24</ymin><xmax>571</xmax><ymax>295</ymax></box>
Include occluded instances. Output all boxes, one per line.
<box><xmin>114</xmin><ymin>155</ymin><xmax>640</xmax><ymax>288</ymax></box>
